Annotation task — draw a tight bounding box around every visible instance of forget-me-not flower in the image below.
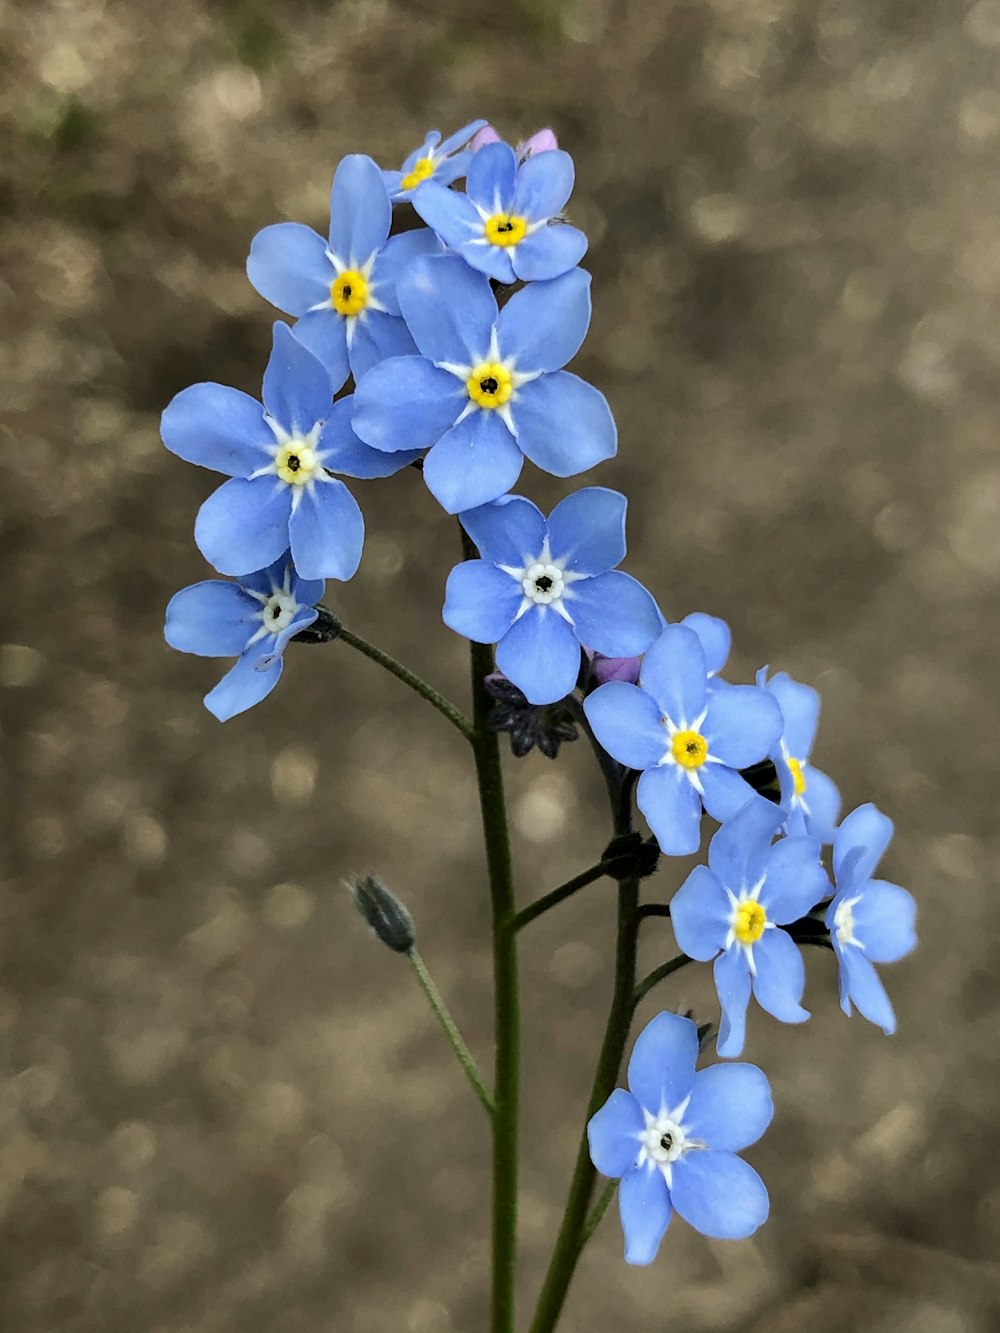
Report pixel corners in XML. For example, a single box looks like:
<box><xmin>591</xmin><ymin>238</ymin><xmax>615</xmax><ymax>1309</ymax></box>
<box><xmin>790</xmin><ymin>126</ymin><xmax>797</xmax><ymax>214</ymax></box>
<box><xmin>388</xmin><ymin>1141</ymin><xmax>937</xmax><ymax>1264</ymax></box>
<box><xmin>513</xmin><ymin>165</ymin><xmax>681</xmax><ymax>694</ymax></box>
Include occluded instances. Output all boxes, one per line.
<box><xmin>757</xmin><ymin>667</ymin><xmax>840</xmax><ymax>844</ymax></box>
<box><xmin>584</xmin><ymin>624</ymin><xmax>783</xmax><ymax>855</ymax></box>
<box><xmin>165</xmin><ymin>553</ymin><xmax>322</xmax><ymax>721</ymax></box>
<box><xmin>445</xmin><ymin>489</ymin><xmax>661</xmax><ymax>704</ymax></box>
<box><xmin>671</xmin><ymin>796</ymin><xmax>830</xmax><ymax>1056</ymax></box>
<box><xmin>247</xmin><ymin>154</ymin><xmax>441</xmax><ymax>384</ymax></box>
<box><xmin>382</xmin><ymin>119</ymin><xmax>488</xmax><ymax>201</ymax></box>
<box><xmin>411</xmin><ymin>139</ymin><xmax>587</xmax><ymax>283</ymax></box>
<box><xmin>826</xmin><ymin>803</ymin><xmax>916</xmax><ymax>1034</ymax></box>
<box><xmin>588</xmin><ymin>1012</ymin><xmax>772</xmax><ymax>1264</ymax></box>
<box><xmin>352</xmin><ymin>254</ymin><xmax>615</xmax><ymax>513</ymax></box>
<box><xmin>161</xmin><ymin>322</ymin><xmax>416</xmax><ymax>579</ymax></box>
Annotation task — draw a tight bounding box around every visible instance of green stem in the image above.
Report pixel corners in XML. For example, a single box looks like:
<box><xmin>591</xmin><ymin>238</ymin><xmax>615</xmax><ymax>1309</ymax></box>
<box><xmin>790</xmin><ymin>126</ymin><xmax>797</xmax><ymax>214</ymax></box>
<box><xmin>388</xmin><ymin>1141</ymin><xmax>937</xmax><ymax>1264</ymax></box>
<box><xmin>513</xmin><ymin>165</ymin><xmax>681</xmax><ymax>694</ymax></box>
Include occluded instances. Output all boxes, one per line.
<box><xmin>337</xmin><ymin>625</ymin><xmax>475</xmax><ymax>740</ymax></box>
<box><xmin>581</xmin><ymin>1179</ymin><xmax>616</xmax><ymax>1246</ymax></box>
<box><xmin>634</xmin><ymin>902</ymin><xmax>671</xmax><ymax>924</ymax></box>
<box><xmin>632</xmin><ymin>953</ymin><xmax>693</xmax><ymax>1011</ymax></box>
<box><xmin>512</xmin><ymin>862</ymin><xmax>610</xmax><ymax>932</ymax></box>
<box><xmin>408</xmin><ymin>949</ymin><xmax>494</xmax><ymax>1117</ymax></box>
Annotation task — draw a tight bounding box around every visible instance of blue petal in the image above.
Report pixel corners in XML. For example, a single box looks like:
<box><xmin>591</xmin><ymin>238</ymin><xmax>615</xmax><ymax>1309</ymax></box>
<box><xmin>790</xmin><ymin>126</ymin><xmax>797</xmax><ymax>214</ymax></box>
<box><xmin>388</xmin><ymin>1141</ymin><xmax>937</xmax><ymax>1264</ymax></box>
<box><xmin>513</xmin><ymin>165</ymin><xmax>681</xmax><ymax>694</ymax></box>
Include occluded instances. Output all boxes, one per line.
<box><xmin>669</xmin><ymin>1151</ymin><xmax>768</xmax><ymax>1240</ymax></box>
<box><xmin>565</xmin><ymin>572</ymin><xmax>661</xmax><ymax>657</ymax></box>
<box><xmin>512</xmin><ymin>373</ymin><xmax>616</xmax><ymax>476</ymax></box>
<box><xmin>290</xmin><ymin>310</ymin><xmax>349</xmax><ymax>388</ymax></box>
<box><xmin>318</xmin><ymin>397</ymin><xmax>421</xmax><ymax>478</ymax></box>
<box><xmin>834</xmin><ymin>803</ymin><xmax>894</xmax><ymax>888</ymax></box>
<box><xmin>457</xmin><ymin>236</ymin><xmax>518</xmax><ymax>284</ymax></box>
<box><xmin>703</xmin><ymin>686</ymin><xmax>783</xmax><ymax>768</ymax></box>
<box><xmin>760</xmin><ymin>836</ymin><xmax>828</xmax><ymax>923</ymax></box>
<box><xmin>765</xmin><ymin>671</ymin><xmax>820</xmax><ymax>759</ymax></box>
<box><xmin>247</xmin><ymin>222</ymin><xmax>332</xmax><ymax>316</ymax></box>
<box><xmin>852</xmin><ymin>881</ymin><xmax>917</xmax><ymax>962</ymax></box>
<box><xmin>699</xmin><ymin>765</ymin><xmax>758</xmax><ymax>822</ymax></box>
<box><xmin>619</xmin><ymin>1166</ymin><xmax>672</xmax><ymax>1266</ymax></box>
<box><xmin>496</xmin><ymin>269</ymin><xmax>592</xmax><ymax>373</ymax></box>
<box><xmin>707</xmin><ymin>796</ymin><xmax>784</xmax><ymax>893</ymax></box>
<box><xmin>800</xmin><ymin>765</ymin><xmax>840</xmax><ymax>844</ymax></box>
<box><xmin>680</xmin><ymin>613</ymin><xmax>731</xmax><ymax>677</ymax></box>
<box><xmin>626</xmin><ymin>1011</ymin><xmax>698</xmax><ymax>1115</ymax></box>
<box><xmin>410</xmin><ymin>182</ymin><xmax>484</xmax><ymax>251</ymax></box>
<box><xmin>583</xmin><ymin>681</ymin><xmax>665</xmax><ymax>771</ymax></box>
<box><xmin>195</xmin><ymin>477</ymin><xmax>292</xmax><ymax>577</ymax></box>
<box><xmin>263</xmin><ymin>322</ymin><xmax>334</xmax><ymax>432</ymax></box>
<box><xmin>349</xmin><ymin>309</ymin><xmax>418</xmax><ymax>379</ymax></box>
<box><xmin>352</xmin><ymin>355</ymin><xmax>464</xmax><ymax>453</ymax></box>
<box><xmin>204</xmin><ymin>651</ymin><xmax>284</xmax><ymax>722</ymax></box>
<box><xmin>370</xmin><ymin>229</ymin><xmax>444</xmax><ymax>317</ymax></box>
<box><xmin>287</xmin><ymin>479</ymin><xmax>364</xmax><ymax>582</ymax></box>
<box><xmin>838</xmin><ymin>946</ymin><xmax>896</xmax><ymax>1033</ymax></box>
<box><xmin>465</xmin><ymin>140</ymin><xmax>517</xmax><ymax>214</ymax></box>
<box><xmin>494</xmin><ymin>608</ymin><xmax>580</xmax><ymax>705</ymax></box>
<box><xmin>288</xmin><ymin>563</ymin><xmax>325</xmax><ymax>608</ymax></box>
<box><xmin>161</xmin><ymin>383</ymin><xmax>273</xmax><ymax>477</ymax></box>
<box><xmin>397</xmin><ymin>253</ymin><xmax>497</xmax><ymax>365</ymax></box>
<box><xmin>443</xmin><ymin>560</ymin><xmax>522</xmax><ymax>643</ymax></box>
<box><xmin>271</xmin><ymin>602</ymin><xmax>319</xmax><ymax>655</ymax></box>
<box><xmin>587</xmin><ymin>1089</ymin><xmax>644</xmax><ymax>1179</ymax></box>
<box><xmin>714</xmin><ymin>948</ymin><xmax>752</xmax><ymax>1058</ymax></box>
<box><xmin>684</xmin><ymin>1064</ymin><xmax>773</xmax><ymax>1152</ymax></box>
<box><xmin>459</xmin><ymin>494</ymin><xmax>546</xmax><ymax>567</ymax></box>
<box><xmin>545</xmin><ymin>485</ymin><xmax>624</xmax><ymax>574</ymax></box>
<box><xmin>639</xmin><ymin>625</ymin><xmax>708</xmax><ymax>728</ymax></box>
<box><xmin>328</xmin><ymin>154</ymin><xmax>391</xmax><ymax>264</ymax></box>
<box><xmin>669</xmin><ymin>864</ymin><xmax>730</xmax><ymax>962</ymax></box>
<box><xmin>423</xmin><ymin>410</ymin><xmax>524</xmax><ymax>514</ymax></box>
<box><xmin>437</xmin><ymin>117</ymin><xmax>489</xmax><ymax>158</ymax></box>
<box><xmin>637</xmin><ymin>764</ymin><xmax>703</xmax><ymax>856</ymax></box>
<box><xmin>512</xmin><ymin>224</ymin><xmax>589</xmax><ymax>282</ymax></box>
<box><xmin>512</xmin><ymin>148</ymin><xmax>575</xmax><ymax>219</ymax></box>
<box><xmin>750</xmin><ymin>929</ymin><xmax>809</xmax><ymax>1024</ymax></box>
<box><xmin>165</xmin><ymin>581</ymin><xmax>259</xmax><ymax>657</ymax></box>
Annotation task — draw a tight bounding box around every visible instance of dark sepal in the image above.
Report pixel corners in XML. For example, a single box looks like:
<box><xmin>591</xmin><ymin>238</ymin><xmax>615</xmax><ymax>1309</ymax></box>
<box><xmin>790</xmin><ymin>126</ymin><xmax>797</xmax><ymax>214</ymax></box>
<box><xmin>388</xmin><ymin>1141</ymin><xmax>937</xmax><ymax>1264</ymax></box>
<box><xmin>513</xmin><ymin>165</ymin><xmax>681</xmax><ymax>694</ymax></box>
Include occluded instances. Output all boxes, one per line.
<box><xmin>351</xmin><ymin>876</ymin><xmax>416</xmax><ymax>954</ymax></box>
<box><xmin>293</xmin><ymin>604</ymin><xmax>342</xmax><ymax>645</ymax></box>
<box><xmin>484</xmin><ymin>673</ymin><xmax>579</xmax><ymax>760</ymax></box>
<box><xmin>601</xmin><ymin>831</ymin><xmax>661</xmax><ymax>881</ymax></box>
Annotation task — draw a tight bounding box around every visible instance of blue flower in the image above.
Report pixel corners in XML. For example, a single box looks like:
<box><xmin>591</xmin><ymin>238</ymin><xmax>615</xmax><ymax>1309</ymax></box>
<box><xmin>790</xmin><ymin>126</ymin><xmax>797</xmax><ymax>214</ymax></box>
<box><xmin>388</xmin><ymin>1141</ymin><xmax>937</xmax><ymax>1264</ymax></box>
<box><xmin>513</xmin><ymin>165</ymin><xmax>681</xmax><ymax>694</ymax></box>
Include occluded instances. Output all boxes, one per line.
<box><xmin>165</xmin><ymin>553</ymin><xmax>322</xmax><ymax>721</ymax></box>
<box><xmin>758</xmin><ymin>668</ymin><xmax>840</xmax><ymax>843</ymax></box>
<box><xmin>825</xmin><ymin>803</ymin><xmax>916</xmax><ymax>1034</ymax></box>
<box><xmin>583</xmin><ymin>625</ymin><xmax>783</xmax><ymax>855</ymax></box>
<box><xmin>411</xmin><ymin>139</ymin><xmax>587</xmax><ymax>283</ymax></box>
<box><xmin>162</xmin><ymin>323</ymin><xmax>413</xmax><ymax>579</ymax></box>
<box><xmin>382</xmin><ymin>119</ymin><xmax>488</xmax><ymax>201</ymax></box>
<box><xmin>587</xmin><ymin>1012</ymin><xmax>772</xmax><ymax>1264</ymax></box>
<box><xmin>352</xmin><ymin>254</ymin><xmax>615</xmax><ymax>513</ymax></box>
<box><xmin>589</xmin><ymin>612</ymin><xmax>729</xmax><ymax>689</ymax></box>
<box><xmin>670</xmin><ymin>796</ymin><xmax>830</xmax><ymax>1056</ymax></box>
<box><xmin>444</xmin><ymin>489</ymin><xmax>661</xmax><ymax>705</ymax></box>
<box><xmin>246</xmin><ymin>154</ymin><xmax>442</xmax><ymax>383</ymax></box>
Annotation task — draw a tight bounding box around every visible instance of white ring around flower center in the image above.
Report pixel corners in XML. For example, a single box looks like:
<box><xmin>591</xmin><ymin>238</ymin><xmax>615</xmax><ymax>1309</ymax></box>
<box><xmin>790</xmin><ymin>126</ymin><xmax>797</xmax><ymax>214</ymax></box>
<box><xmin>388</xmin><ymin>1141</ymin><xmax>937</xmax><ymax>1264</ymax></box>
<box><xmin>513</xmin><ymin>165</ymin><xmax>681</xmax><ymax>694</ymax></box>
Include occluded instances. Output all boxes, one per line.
<box><xmin>261</xmin><ymin>590</ymin><xmax>299</xmax><ymax>635</ymax></box>
<box><xmin>522</xmin><ymin>562</ymin><xmax>565</xmax><ymax>605</ymax></box>
<box><xmin>833</xmin><ymin>895</ymin><xmax>862</xmax><ymax>947</ymax></box>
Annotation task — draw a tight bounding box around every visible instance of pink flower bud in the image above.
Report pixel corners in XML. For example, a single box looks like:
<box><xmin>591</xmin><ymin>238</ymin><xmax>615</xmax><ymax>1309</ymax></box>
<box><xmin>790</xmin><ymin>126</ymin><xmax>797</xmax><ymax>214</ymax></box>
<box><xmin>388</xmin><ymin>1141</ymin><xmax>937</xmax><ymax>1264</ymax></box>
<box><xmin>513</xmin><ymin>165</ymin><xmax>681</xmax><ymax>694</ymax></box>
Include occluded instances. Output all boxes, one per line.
<box><xmin>518</xmin><ymin>128</ymin><xmax>558</xmax><ymax>158</ymax></box>
<box><xmin>470</xmin><ymin>125</ymin><xmax>502</xmax><ymax>151</ymax></box>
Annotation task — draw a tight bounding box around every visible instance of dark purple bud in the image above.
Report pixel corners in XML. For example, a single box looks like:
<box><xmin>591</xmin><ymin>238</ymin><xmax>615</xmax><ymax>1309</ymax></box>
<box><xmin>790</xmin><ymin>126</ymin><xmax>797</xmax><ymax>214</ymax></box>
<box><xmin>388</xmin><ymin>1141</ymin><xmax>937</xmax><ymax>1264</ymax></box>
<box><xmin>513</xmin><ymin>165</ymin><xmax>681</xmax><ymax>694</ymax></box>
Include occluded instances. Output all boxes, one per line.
<box><xmin>351</xmin><ymin>876</ymin><xmax>415</xmax><ymax>954</ymax></box>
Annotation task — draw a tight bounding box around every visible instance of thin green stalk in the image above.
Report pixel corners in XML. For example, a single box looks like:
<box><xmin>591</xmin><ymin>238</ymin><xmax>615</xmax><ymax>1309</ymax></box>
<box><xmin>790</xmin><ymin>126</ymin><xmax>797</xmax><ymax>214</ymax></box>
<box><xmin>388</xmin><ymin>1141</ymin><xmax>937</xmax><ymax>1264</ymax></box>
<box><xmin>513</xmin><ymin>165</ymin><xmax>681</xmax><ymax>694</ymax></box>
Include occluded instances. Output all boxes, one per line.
<box><xmin>408</xmin><ymin>949</ymin><xmax>494</xmax><ymax>1117</ymax></box>
<box><xmin>512</xmin><ymin>862</ymin><xmax>610</xmax><ymax>932</ymax></box>
<box><xmin>631</xmin><ymin>953</ymin><xmax>692</xmax><ymax>1012</ymax></box>
<box><xmin>337</xmin><ymin>625</ymin><xmax>474</xmax><ymax>740</ymax></box>
<box><xmin>581</xmin><ymin>1179</ymin><xmax>616</xmax><ymax>1246</ymax></box>
<box><xmin>634</xmin><ymin>902</ymin><xmax>671</xmax><ymax>924</ymax></box>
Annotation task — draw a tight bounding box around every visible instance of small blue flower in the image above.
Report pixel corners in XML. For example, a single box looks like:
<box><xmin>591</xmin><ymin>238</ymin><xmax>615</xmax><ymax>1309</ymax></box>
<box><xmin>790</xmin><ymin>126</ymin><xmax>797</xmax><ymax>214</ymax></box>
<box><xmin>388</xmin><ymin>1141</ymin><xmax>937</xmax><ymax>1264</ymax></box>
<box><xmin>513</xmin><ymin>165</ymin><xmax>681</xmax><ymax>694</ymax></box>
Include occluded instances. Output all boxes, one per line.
<box><xmin>444</xmin><ymin>489</ymin><xmax>661</xmax><ymax>705</ymax></box>
<box><xmin>165</xmin><ymin>553</ymin><xmax>322</xmax><ymax>721</ymax></box>
<box><xmin>382</xmin><ymin>119</ymin><xmax>488</xmax><ymax>201</ymax></box>
<box><xmin>583</xmin><ymin>625</ymin><xmax>783</xmax><ymax>855</ymax></box>
<box><xmin>411</xmin><ymin>139</ymin><xmax>587</xmax><ymax>283</ymax></box>
<box><xmin>352</xmin><ymin>254</ymin><xmax>615</xmax><ymax>513</ymax></box>
<box><xmin>671</xmin><ymin>796</ymin><xmax>830</xmax><ymax>1056</ymax></box>
<box><xmin>588</xmin><ymin>1012</ymin><xmax>772</xmax><ymax>1265</ymax></box>
<box><xmin>247</xmin><ymin>154</ymin><xmax>442</xmax><ymax>383</ymax></box>
<box><xmin>758</xmin><ymin>667</ymin><xmax>840</xmax><ymax>843</ymax></box>
<box><xmin>825</xmin><ymin>803</ymin><xmax>916</xmax><ymax>1034</ymax></box>
<box><xmin>162</xmin><ymin>323</ymin><xmax>414</xmax><ymax>579</ymax></box>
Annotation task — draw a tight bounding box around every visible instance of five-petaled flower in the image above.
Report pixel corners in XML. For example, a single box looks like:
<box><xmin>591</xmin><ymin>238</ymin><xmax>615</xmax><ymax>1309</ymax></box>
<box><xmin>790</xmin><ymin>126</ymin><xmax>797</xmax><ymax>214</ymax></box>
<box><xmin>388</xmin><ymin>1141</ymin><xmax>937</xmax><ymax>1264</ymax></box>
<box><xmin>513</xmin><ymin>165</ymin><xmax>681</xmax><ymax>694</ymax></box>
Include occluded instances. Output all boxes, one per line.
<box><xmin>826</xmin><ymin>803</ymin><xmax>916</xmax><ymax>1034</ymax></box>
<box><xmin>757</xmin><ymin>667</ymin><xmax>841</xmax><ymax>844</ymax></box>
<box><xmin>165</xmin><ymin>553</ymin><xmax>322</xmax><ymax>721</ymax></box>
<box><xmin>444</xmin><ymin>489</ymin><xmax>661</xmax><ymax>705</ymax></box>
<box><xmin>247</xmin><ymin>154</ymin><xmax>441</xmax><ymax>385</ymax></box>
<box><xmin>670</xmin><ymin>796</ymin><xmax>830</xmax><ymax>1057</ymax></box>
<box><xmin>352</xmin><ymin>254</ymin><xmax>615</xmax><ymax>513</ymax></box>
<box><xmin>583</xmin><ymin>624</ymin><xmax>783</xmax><ymax>855</ymax></box>
<box><xmin>411</xmin><ymin>139</ymin><xmax>587</xmax><ymax>283</ymax></box>
<box><xmin>588</xmin><ymin>1012</ymin><xmax>772</xmax><ymax>1265</ymax></box>
<box><xmin>382</xmin><ymin>119</ymin><xmax>488</xmax><ymax>201</ymax></box>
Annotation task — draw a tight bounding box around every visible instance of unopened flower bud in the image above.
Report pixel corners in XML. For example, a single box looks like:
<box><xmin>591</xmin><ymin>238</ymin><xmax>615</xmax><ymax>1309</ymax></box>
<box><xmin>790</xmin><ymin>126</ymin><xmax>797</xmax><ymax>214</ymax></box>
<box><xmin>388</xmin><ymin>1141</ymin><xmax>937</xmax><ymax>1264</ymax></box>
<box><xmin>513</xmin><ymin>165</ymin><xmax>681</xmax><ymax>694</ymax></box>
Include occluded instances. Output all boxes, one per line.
<box><xmin>351</xmin><ymin>876</ymin><xmax>415</xmax><ymax>954</ymax></box>
<box><xmin>601</xmin><ymin>831</ymin><xmax>660</xmax><ymax>881</ymax></box>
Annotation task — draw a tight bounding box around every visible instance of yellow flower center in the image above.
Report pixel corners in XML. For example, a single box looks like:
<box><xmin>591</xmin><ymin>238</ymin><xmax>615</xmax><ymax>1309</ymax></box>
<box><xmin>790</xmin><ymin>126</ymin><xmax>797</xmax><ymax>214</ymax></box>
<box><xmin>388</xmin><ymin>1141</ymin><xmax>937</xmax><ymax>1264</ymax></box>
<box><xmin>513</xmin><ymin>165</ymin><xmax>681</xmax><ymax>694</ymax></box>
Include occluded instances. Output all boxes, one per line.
<box><xmin>733</xmin><ymin>900</ymin><xmax>768</xmax><ymax>945</ymax></box>
<box><xmin>330</xmin><ymin>269</ymin><xmax>369</xmax><ymax>317</ymax></box>
<box><xmin>400</xmin><ymin>156</ymin><xmax>435</xmax><ymax>192</ymax></box>
<box><xmin>484</xmin><ymin>213</ymin><xmax>527</xmax><ymax>247</ymax></box>
<box><xmin>670</xmin><ymin>730</ymin><xmax>708</xmax><ymax>770</ymax></box>
<box><xmin>787</xmin><ymin>755</ymin><xmax>807</xmax><ymax>797</ymax></box>
<box><xmin>466</xmin><ymin>362</ymin><xmax>513</xmax><ymax>408</ymax></box>
<box><xmin>275</xmin><ymin>440</ymin><xmax>322</xmax><ymax>486</ymax></box>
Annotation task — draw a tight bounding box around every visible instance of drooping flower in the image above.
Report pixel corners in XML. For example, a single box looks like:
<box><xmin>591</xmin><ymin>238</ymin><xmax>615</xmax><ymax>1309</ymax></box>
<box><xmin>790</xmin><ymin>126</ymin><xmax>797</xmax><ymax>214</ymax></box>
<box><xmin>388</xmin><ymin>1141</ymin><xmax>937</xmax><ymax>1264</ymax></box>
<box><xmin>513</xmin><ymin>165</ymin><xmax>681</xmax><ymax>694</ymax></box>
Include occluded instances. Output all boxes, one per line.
<box><xmin>583</xmin><ymin>625</ymin><xmax>783</xmax><ymax>855</ymax></box>
<box><xmin>588</xmin><ymin>1011</ymin><xmax>772</xmax><ymax>1265</ymax></box>
<box><xmin>352</xmin><ymin>254</ymin><xmax>615</xmax><ymax>513</ymax></box>
<box><xmin>382</xmin><ymin>119</ymin><xmax>488</xmax><ymax>201</ymax></box>
<box><xmin>162</xmin><ymin>322</ymin><xmax>416</xmax><ymax>579</ymax></box>
<box><xmin>246</xmin><ymin>154</ymin><xmax>441</xmax><ymax>384</ymax></box>
<box><xmin>165</xmin><ymin>553</ymin><xmax>322</xmax><ymax>721</ymax></box>
<box><xmin>825</xmin><ymin>803</ymin><xmax>916</xmax><ymax>1034</ymax></box>
<box><xmin>411</xmin><ymin>139</ymin><xmax>587</xmax><ymax>283</ymax></box>
<box><xmin>757</xmin><ymin>668</ymin><xmax>840</xmax><ymax>843</ymax></box>
<box><xmin>444</xmin><ymin>489</ymin><xmax>661</xmax><ymax>705</ymax></box>
<box><xmin>670</xmin><ymin>796</ymin><xmax>830</xmax><ymax>1056</ymax></box>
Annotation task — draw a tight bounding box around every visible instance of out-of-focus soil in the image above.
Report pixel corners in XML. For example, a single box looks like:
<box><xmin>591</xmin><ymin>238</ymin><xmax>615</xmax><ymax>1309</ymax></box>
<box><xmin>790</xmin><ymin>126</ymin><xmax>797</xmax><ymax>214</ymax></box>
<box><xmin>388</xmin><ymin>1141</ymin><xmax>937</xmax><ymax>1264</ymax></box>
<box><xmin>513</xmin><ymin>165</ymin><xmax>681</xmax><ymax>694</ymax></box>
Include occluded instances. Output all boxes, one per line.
<box><xmin>1</xmin><ymin>0</ymin><xmax>998</xmax><ymax>1329</ymax></box>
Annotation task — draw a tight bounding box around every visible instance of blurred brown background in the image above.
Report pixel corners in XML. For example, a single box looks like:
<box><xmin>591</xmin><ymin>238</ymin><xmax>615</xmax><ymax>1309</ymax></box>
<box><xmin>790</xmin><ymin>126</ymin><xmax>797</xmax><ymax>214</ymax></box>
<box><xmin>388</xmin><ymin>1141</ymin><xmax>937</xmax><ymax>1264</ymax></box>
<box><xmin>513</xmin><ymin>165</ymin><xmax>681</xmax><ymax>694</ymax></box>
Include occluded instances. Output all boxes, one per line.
<box><xmin>2</xmin><ymin>0</ymin><xmax>999</xmax><ymax>1329</ymax></box>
